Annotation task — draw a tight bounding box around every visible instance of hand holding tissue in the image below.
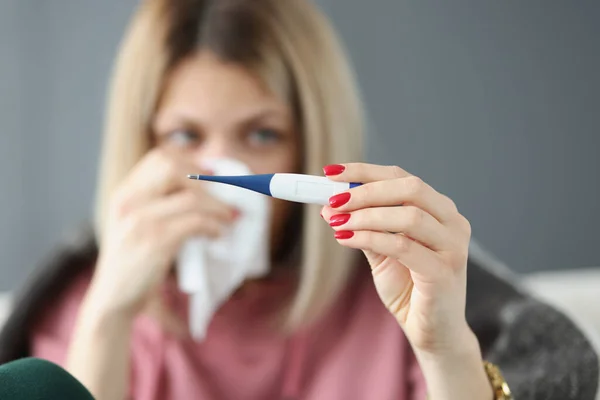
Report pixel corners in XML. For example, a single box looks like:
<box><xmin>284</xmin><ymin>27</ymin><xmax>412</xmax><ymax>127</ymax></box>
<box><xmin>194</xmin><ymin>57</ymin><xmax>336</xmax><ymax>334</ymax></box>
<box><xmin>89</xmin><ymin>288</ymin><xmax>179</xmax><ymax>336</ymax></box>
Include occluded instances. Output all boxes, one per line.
<box><xmin>177</xmin><ymin>158</ymin><xmax>271</xmax><ymax>340</ymax></box>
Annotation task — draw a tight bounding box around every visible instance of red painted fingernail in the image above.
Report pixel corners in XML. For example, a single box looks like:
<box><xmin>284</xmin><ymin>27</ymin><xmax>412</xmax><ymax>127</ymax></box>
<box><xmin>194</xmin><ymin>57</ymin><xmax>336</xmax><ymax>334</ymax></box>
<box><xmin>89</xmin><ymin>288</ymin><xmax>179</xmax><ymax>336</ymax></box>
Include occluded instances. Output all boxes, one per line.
<box><xmin>329</xmin><ymin>192</ymin><xmax>351</xmax><ymax>208</ymax></box>
<box><xmin>334</xmin><ymin>230</ymin><xmax>354</xmax><ymax>239</ymax></box>
<box><xmin>323</xmin><ymin>164</ymin><xmax>345</xmax><ymax>176</ymax></box>
<box><xmin>329</xmin><ymin>213</ymin><xmax>351</xmax><ymax>227</ymax></box>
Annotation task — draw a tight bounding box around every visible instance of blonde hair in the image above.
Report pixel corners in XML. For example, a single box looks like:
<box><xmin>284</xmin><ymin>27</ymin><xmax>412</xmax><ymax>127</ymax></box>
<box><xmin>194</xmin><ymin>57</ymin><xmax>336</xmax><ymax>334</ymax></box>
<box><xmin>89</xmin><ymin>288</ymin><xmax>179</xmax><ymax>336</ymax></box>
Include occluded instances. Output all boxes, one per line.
<box><xmin>95</xmin><ymin>0</ymin><xmax>365</xmax><ymax>330</ymax></box>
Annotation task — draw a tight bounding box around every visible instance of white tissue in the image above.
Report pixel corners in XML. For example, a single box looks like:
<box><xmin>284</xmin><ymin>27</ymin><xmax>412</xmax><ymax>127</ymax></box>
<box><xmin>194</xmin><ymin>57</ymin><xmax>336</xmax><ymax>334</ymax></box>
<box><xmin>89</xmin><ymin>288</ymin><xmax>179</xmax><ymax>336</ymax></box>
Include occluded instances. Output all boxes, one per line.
<box><xmin>177</xmin><ymin>158</ymin><xmax>271</xmax><ymax>340</ymax></box>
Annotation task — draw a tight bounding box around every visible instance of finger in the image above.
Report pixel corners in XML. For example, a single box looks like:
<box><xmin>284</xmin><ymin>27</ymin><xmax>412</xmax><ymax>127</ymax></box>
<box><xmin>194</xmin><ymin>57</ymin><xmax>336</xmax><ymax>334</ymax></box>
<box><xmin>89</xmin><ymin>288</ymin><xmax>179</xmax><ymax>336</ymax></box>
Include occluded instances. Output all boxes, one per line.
<box><xmin>328</xmin><ymin>176</ymin><xmax>459</xmax><ymax>223</ymax></box>
<box><xmin>323</xmin><ymin>163</ymin><xmax>411</xmax><ymax>183</ymax></box>
<box><xmin>132</xmin><ymin>198</ymin><xmax>228</xmax><ymax>242</ymax></box>
<box><xmin>333</xmin><ymin>229</ymin><xmax>442</xmax><ymax>277</ymax></box>
<box><xmin>120</xmin><ymin>150</ymin><xmax>185</xmax><ymax>200</ymax></box>
<box><xmin>165</xmin><ymin>208</ymin><xmax>230</xmax><ymax>243</ymax></box>
<box><xmin>118</xmin><ymin>149</ymin><xmax>214</xmax><ymax>211</ymax></box>
<box><xmin>150</xmin><ymin>190</ymin><xmax>236</xmax><ymax>225</ymax></box>
<box><xmin>185</xmin><ymin>188</ymin><xmax>238</xmax><ymax>222</ymax></box>
<box><xmin>118</xmin><ymin>156</ymin><xmax>236</xmax><ymax>220</ymax></box>
<box><xmin>324</xmin><ymin>206</ymin><xmax>453</xmax><ymax>251</ymax></box>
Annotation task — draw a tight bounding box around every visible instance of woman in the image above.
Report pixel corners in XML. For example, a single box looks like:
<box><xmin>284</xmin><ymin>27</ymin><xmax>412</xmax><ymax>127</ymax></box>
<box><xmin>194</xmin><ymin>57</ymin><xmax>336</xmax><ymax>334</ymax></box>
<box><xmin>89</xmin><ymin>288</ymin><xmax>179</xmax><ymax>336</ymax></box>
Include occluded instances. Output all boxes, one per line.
<box><xmin>0</xmin><ymin>0</ymin><xmax>597</xmax><ymax>399</ymax></box>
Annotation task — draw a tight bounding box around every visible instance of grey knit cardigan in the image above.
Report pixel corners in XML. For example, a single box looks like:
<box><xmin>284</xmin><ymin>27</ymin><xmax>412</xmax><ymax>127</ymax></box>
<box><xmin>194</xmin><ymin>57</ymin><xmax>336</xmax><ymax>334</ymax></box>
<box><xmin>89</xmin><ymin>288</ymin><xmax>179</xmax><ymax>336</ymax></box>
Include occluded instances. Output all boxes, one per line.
<box><xmin>0</xmin><ymin>225</ymin><xmax>597</xmax><ymax>399</ymax></box>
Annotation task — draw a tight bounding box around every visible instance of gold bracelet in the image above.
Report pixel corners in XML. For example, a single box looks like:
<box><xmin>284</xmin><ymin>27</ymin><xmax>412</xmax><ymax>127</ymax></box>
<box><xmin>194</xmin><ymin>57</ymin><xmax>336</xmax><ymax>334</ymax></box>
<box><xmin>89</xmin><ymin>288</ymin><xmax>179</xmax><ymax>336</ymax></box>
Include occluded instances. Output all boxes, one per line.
<box><xmin>483</xmin><ymin>361</ymin><xmax>512</xmax><ymax>400</ymax></box>
<box><xmin>425</xmin><ymin>361</ymin><xmax>512</xmax><ymax>400</ymax></box>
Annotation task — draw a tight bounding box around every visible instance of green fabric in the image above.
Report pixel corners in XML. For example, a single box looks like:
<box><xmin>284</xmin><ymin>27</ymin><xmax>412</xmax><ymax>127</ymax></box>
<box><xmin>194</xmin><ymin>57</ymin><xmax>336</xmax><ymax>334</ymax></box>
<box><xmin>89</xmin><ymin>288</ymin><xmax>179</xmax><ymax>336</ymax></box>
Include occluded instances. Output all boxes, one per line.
<box><xmin>0</xmin><ymin>357</ymin><xmax>94</xmax><ymax>399</ymax></box>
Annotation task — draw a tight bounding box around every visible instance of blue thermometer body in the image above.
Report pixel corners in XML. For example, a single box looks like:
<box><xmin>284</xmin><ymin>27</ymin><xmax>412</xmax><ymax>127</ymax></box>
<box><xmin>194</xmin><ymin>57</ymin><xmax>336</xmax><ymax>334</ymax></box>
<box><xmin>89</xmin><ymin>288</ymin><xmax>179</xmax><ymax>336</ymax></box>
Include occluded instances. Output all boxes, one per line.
<box><xmin>187</xmin><ymin>173</ymin><xmax>361</xmax><ymax>206</ymax></box>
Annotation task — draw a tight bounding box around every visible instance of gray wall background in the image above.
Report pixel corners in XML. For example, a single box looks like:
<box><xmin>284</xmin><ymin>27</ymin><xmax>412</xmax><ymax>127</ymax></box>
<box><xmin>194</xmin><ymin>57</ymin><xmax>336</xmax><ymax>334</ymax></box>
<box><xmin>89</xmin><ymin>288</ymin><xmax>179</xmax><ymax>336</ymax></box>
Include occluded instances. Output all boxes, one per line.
<box><xmin>0</xmin><ymin>1</ymin><xmax>598</xmax><ymax>291</ymax></box>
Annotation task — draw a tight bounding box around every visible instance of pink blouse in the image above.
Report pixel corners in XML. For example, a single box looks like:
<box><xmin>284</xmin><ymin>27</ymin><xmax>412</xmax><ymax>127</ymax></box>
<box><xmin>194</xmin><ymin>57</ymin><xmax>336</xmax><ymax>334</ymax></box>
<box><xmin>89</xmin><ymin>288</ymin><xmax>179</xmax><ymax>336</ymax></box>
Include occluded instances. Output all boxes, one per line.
<box><xmin>30</xmin><ymin>267</ymin><xmax>426</xmax><ymax>400</ymax></box>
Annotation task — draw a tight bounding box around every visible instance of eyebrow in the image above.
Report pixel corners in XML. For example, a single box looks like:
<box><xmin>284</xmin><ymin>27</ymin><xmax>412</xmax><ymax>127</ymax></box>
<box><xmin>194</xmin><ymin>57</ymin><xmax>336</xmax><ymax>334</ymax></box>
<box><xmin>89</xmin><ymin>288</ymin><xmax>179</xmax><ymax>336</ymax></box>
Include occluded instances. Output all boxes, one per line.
<box><xmin>152</xmin><ymin>106</ymin><xmax>289</xmax><ymax>132</ymax></box>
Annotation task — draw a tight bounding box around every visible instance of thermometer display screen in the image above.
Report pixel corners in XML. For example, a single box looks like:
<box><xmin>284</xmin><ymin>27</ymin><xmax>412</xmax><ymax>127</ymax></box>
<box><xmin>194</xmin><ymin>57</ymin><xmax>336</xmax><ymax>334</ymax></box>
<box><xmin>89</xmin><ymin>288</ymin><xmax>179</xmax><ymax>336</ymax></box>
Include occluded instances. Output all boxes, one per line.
<box><xmin>295</xmin><ymin>181</ymin><xmax>335</xmax><ymax>199</ymax></box>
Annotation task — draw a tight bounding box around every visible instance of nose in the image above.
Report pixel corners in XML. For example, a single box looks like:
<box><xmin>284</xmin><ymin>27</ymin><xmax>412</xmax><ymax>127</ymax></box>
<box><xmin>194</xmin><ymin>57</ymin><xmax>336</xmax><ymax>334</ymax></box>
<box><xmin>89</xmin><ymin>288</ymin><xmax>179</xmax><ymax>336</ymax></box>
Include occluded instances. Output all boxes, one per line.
<box><xmin>190</xmin><ymin>134</ymin><xmax>235</xmax><ymax>166</ymax></box>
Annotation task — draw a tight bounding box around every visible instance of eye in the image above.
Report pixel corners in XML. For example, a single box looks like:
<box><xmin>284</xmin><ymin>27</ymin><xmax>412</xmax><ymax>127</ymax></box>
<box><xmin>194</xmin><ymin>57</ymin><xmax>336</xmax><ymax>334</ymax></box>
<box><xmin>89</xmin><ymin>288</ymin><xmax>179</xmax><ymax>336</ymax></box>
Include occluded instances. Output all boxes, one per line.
<box><xmin>246</xmin><ymin>128</ymin><xmax>282</xmax><ymax>147</ymax></box>
<box><xmin>160</xmin><ymin>129</ymin><xmax>201</xmax><ymax>148</ymax></box>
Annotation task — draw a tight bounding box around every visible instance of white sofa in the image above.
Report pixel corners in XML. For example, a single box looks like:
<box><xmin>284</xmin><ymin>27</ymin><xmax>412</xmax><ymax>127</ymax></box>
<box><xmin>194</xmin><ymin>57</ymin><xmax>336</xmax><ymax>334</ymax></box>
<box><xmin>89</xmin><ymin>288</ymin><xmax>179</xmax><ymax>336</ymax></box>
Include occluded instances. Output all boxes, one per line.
<box><xmin>524</xmin><ymin>268</ymin><xmax>600</xmax><ymax>344</ymax></box>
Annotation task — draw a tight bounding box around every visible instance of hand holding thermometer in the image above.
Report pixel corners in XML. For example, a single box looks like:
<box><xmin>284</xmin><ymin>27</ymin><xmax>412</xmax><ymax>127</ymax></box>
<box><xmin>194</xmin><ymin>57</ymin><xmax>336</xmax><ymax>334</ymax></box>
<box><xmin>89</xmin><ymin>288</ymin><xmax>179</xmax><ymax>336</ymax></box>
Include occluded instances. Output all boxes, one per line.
<box><xmin>187</xmin><ymin>173</ymin><xmax>362</xmax><ymax>206</ymax></box>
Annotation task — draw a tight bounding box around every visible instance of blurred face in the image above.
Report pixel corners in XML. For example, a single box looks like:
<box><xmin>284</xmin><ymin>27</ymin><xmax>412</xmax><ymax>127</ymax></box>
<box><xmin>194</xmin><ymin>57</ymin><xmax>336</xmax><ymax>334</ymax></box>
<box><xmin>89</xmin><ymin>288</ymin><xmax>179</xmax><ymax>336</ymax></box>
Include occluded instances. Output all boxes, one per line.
<box><xmin>152</xmin><ymin>51</ymin><xmax>301</xmax><ymax>255</ymax></box>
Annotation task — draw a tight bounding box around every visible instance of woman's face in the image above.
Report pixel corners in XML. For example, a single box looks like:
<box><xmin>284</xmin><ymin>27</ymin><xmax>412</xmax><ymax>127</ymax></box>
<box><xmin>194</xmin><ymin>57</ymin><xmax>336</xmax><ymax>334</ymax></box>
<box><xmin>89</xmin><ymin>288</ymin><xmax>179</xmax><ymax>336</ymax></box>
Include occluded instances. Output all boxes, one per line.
<box><xmin>152</xmin><ymin>51</ymin><xmax>301</xmax><ymax>255</ymax></box>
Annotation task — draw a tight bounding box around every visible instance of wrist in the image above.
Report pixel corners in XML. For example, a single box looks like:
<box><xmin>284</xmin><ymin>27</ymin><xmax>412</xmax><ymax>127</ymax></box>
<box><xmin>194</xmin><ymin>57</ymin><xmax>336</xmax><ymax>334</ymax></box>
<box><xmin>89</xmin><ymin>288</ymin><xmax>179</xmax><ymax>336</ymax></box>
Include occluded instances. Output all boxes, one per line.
<box><xmin>67</xmin><ymin>283</ymin><xmax>133</xmax><ymax>400</ymax></box>
<box><xmin>413</xmin><ymin>322</ymin><xmax>481</xmax><ymax>363</ymax></box>
<box><xmin>413</xmin><ymin>326</ymin><xmax>493</xmax><ymax>400</ymax></box>
<box><xmin>86</xmin><ymin>261</ymin><xmax>147</xmax><ymax>320</ymax></box>
<box><xmin>81</xmin><ymin>282</ymin><xmax>137</xmax><ymax>330</ymax></box>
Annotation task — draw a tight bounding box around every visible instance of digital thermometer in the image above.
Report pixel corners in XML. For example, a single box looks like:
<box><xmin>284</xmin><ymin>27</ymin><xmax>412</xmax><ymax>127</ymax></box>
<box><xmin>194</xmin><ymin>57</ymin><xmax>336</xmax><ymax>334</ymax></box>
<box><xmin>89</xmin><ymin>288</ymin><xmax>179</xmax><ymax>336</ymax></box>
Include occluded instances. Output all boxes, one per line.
<box><xmin>187</xmin><ymin>173</ymin><xmax>362</xmax><ymax>205</ymax></box>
